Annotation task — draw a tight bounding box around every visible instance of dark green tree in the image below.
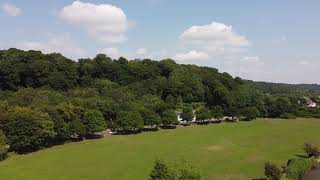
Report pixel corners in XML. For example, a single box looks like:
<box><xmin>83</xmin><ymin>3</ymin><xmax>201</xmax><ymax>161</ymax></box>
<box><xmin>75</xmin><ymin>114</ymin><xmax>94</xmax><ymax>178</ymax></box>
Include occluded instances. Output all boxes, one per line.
<box><xmin>116</xmin><ymin>111</ymin><xmax>144</xmax><ymax>132</ymax></box>
<box><xmin>162</xmin><ymin>109</ymin><xmax>178</xmax><ymax>127</ymax></box>
<box><xmin>241</xmin><ymin>107</ymin><xmax>260</xmax><ymax>121</ymax></box>
<box><xmin>195</xmin><ymin>107</ymin><xmax>211</xmax><ymax>122</ymax></box>
<box><xmin>141</xmin><ymin>108</ymin><xmax>161</xmax><ymax>127</ymax></box>
<box><xmin>82</xmin><ymin>110</ymin><xmax>107</xmax><ymax>134</ymax></box>
<box><xmin>0</xmin><ymin>107</ymin><xmax>56</xmax><ymax>153</ymax></box>
<box><xmin>181</xmin><ymin>107</ymin><xmax>194</xmax><ymax>123</ymax></box>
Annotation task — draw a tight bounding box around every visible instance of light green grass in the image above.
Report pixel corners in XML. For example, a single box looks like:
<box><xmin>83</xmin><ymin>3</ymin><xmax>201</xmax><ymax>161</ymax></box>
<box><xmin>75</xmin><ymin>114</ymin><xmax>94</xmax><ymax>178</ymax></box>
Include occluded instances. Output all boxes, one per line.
<box><xmin>0</xmin><ymin>118</ymin><xmax>320</xmax><ymax>180</ymax></box>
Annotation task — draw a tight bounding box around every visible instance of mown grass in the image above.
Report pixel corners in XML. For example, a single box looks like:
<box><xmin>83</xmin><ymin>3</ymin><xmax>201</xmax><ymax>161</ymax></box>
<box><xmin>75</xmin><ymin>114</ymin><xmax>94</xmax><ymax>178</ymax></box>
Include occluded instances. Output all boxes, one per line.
<box><xmin>0</xmin><ymin>118</ymin><xmax>319</xmax><ymax>180</ymax></box>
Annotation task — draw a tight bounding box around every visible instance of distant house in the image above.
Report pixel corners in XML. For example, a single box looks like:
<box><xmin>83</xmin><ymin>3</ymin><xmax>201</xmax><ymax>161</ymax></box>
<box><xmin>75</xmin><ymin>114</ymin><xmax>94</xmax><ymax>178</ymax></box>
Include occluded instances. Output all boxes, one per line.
<box><xmin>307</xmin><ymin>101</ymin><xmax>317</xmax><ymax>108</ymax></box>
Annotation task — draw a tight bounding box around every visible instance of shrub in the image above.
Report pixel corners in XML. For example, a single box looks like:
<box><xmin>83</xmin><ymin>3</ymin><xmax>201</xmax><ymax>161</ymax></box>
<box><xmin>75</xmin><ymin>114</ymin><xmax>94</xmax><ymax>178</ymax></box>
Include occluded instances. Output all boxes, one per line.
<box><xmin>264</xmin><ymin>162</ymin><xmax>282</xmax><ymax>180</ymax></box>
<box><xmin>285</xmin><ymin>158</ymin><xmax>311</xmax><ymax>180</ymax></box>
<box><xmin>149</xmin><ymin>159</ymin><xmax>177</xmax><ymax>180</ymax></box>
<box><xmin>179</xmin><ymin>167</ymin><xmax>201</xmax><ymax>180</ymax></box>
<box><xmin>304</xmin><ymin>143</ymin><xmax>320</xmax><ymax>158</ymax></box>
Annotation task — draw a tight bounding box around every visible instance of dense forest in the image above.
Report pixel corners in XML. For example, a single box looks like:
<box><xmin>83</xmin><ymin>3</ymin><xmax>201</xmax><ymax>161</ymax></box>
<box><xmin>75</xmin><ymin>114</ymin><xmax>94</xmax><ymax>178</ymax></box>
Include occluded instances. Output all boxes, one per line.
<box><xmin>0</xmin><ymin>48</ymin><xmax>320</xmax><ymax>156</ymax></box>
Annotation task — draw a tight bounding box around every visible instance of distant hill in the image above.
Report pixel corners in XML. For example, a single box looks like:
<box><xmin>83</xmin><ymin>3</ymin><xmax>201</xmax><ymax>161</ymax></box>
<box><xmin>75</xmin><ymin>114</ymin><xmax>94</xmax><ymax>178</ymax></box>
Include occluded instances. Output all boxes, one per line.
<box><xmin>245</xmin><ymin>80</ymin><xmax>320</xmax><ymax>94</ymax></box>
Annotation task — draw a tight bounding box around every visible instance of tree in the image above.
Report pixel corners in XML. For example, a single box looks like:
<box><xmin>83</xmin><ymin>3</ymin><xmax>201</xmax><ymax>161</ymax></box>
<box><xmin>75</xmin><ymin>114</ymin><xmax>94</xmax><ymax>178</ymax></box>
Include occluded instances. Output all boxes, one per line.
<box><xmin>181</xmin><ymin>107</ymin><xmax>194</xmax><ymax>123</ymax></box>
<box><xmin>241</xmin><ymin>107</ymin><xmax>260</xmax><ymax>121</ymax></box>
<box><xmin>149</xmin><ymin>159</ymin><xmax>177</xmax><ymax>180</ymax></box>
<box><xmin>162</xmin><ymin>109</ymin><xmax>178</xmax><ymax>127</ymax></box>
<box><xmin>141</xmin><ymin>108</ymin><xmax>161</xmax><ymax>127</ymax></box>
<box><xmin>0</xmin><ymin>107</ymin><xmax>56</xmax><ymax>153</ymax></box>
<box><xmin>195</xmin><ymin>107</ymin><xmax>211</xmax><ymax>122</ymax></box>
<box><xmin>211</xmin><ymin>106</ymin><xmax>224</xmax><ymax>120</ymax></box>
<box><xmin>82</xmin><ymin>110</ymin><xmax>107</xmax><ymax>134</ymax></box>
<box><xmin>116</xmin><ymin>111</ymin><xmax>144</xmax><ymax>132</ymax></box>
<box><xmin>264</xmin><ymin>162</ymin><xmax>282</xmax><ymax>180</ymax></box>
<box><xmin>0</xmin><ymin>130</ymin><xmax>7</xmax><ymax>161</ymax></box>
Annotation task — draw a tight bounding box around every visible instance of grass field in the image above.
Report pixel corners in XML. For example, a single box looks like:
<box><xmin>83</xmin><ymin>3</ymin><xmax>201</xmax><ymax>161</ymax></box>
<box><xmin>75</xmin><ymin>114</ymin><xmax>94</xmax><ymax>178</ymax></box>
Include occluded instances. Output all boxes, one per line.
<box><xmin>0</xmin><ymin>118</ymin><xmax>319</xmax><ymax>180</ymax></box>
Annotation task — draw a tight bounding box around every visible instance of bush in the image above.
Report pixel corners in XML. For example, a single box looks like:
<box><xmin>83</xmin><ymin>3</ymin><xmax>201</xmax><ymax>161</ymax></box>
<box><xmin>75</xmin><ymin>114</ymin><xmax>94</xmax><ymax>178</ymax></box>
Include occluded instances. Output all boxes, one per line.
<box><xmin>0</xmin><ymin>107</ymin><xmax>56</xmax><ymax>153</ymax></box>
<box><xmin>304</xmin><ymin>143</ymin><xmax>320</xmax><ymax>158</ymax></box>
<box><xmin>264</xmin><ymin>162</ymin><xmax>282</xmax><ymax>180</ymax></box>
<box><xmin>149</xmin><ymin>159</ymin><xmax>177</xmax><ymax>180</ymax></box>
<box><xmin>285</xmin><ymin>158</ymin><xmax>311</xmax><ymax>180</ymax></box>
<box><xmin>179</xmin><ymin>167</ymin><xmax>201</xmax><ymax>180</ymax></box>
<box><xmin>149</xmin><ymin>159</ymin><xmax>201</xmax><ymax>180</ymax></box>
<box><xmin>0</xmin><ymin>130</ymin><xmax>8</xmax><ymax>161</ymax></box>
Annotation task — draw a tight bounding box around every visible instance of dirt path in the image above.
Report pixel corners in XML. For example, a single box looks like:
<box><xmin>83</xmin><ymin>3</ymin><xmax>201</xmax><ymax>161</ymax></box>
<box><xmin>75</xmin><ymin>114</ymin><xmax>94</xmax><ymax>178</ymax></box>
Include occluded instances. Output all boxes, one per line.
<box><xmin>305</xmin><ymin>168</ymin><xmax>320</xmax><ymax>180</ymax></box>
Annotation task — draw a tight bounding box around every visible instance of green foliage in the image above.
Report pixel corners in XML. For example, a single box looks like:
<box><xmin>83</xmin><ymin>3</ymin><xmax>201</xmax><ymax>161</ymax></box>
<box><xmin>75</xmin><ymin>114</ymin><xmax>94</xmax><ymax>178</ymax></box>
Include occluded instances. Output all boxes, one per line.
<box><xmin>140</xmin><ymin>108</ymin><xmax>161</xmax><ymax>127</ymax></box>
<box><xmin>149</xmin><ymin>159</ymin><xmax>177</xmax><ymax>180</ymax></box>
<box><xmin>181</xmin><ymin>107</ymin><xmax>194</xmax><ymax>123</ymax></box>
<box><xmin>195</xmin><ymin>107</ymin><xmax>211</xmax><ymax>122</ymax></box>
<box><xmin>264</xmin><ymin>162</ymin><xmax>282</xmax><ymax>180</ymax></box>
<box><xmin>210</xmin><ymin>106</ymin><xmax>224</xmax><ymax>119</ymax></box>
<box><xmin>82</xmin><ymin>110</ymin><xmax>106</xmax><ymax>134</ymax></box>
<box><xmin>161</xmin><ymin>109</ymin><xmax>178</xmax><ymax>127</ymax></box>
<box><xmin>149</xmin><ymin>159</ymin><xmax>200</xmax><ymax>180</ymax></box>
<box><xmin>303</xmin><ymin>143</ymin><xmax>320</xmax><ymax>158</ymax></box>
<box><xmin>241</xmin><ymin>107</ymin><xmax>260</xmax><ymax>121</ymax></box>
<box><xmin>285</xmin><ymin>158</ymin><xmax>311</xmax><ymax>180</ymax></box>
<box><xmin>116</xmin><ymin>111</ymin><xmax>144</xmax><ymax>131</ymax></box>
<box><xmin>0</xmin><ymin>130</ymin><xmax>7</xmax><ymax>161</ymax></box>
<box><xmin>178</xmin><ymin>167</ymin><xmax>201</xmax><ymax>180</ymax></box>
<box><xmin>0</xmin><ymin>107</ymin><xmax>56</xmax><ymax>153</ymax></box>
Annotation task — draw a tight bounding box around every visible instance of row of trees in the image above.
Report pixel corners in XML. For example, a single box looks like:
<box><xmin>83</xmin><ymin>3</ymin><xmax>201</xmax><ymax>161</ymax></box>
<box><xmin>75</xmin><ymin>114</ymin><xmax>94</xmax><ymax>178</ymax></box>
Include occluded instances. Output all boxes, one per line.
<box><xmin>0</xmin><ymin>48</ymin><xmax>319</xmax><ymax>156</ymax></box>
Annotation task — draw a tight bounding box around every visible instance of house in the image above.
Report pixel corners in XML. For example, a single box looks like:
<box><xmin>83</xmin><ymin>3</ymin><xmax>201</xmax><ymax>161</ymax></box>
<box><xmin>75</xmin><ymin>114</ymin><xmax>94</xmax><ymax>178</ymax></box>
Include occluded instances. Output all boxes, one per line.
<box><xmin>307</xmin><ymin>101</ymin><xmax>317</xmax><ymax>108</ymax></box>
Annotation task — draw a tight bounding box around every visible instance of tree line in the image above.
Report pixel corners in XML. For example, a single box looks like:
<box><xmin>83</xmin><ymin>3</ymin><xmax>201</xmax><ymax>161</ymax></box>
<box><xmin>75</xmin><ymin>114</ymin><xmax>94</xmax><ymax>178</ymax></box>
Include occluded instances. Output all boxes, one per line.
<box><xmin>0</xmin><ymin>48</ymin><xmax>319</xmax><ymax>157</ymax></box>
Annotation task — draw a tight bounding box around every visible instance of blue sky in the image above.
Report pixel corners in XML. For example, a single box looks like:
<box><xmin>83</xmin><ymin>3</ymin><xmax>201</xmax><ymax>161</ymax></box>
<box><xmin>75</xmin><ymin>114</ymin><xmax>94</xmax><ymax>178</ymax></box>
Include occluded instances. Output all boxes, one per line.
<box><xmin>1</xmin><ymin>0</ymin><xmax>320</xmax><ymax>84</ymax></box>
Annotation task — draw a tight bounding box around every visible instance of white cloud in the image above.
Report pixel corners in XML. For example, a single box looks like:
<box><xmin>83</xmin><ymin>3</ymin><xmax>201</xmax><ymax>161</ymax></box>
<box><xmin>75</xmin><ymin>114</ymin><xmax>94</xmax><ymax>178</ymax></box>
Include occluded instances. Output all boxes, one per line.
<box><xmin>1</xmin><ymin>3</ymin><xmax>22</xmax><ymax>16</ymax></box>
<box><xmin>179</xmin><ymin>21</ymin><xmax>250</xmax><ymax>55</ymax></box>
<box><xmin>136</xmin><ymin>48</ymin><xmax>148</xmax><ymax>55</ymax></box>
<box><xmin>173</xmin><ymin>50</ymin><xmax>209</xmax><ymax>62</ymax></box>
<box><xmin>99</xmin><ymin>47</ymin><xmax>121</xmax><ymax>59</ymax></box>
<box><xmin>240</xmin><ymin>56</ymin><xmax>260</xmax><ymax>63</ymax></box>
<box><xmin>15</xmin><ymin>34</ymin><xmax>84</xmax><ymax>59</ymax></box>
<box><xmin>59</xmin><ymin>1</ymin><xmax>129</xmax><ymax>44</ymax></box>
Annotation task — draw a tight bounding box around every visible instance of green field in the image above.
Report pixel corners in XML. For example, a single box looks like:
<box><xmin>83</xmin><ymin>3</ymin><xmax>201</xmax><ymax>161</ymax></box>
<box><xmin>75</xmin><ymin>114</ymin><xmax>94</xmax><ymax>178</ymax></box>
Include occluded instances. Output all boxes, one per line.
<box><xmin>0</xmin><ymin>118</ymin><xmax>319</xmax><ymax>180</ymax></box>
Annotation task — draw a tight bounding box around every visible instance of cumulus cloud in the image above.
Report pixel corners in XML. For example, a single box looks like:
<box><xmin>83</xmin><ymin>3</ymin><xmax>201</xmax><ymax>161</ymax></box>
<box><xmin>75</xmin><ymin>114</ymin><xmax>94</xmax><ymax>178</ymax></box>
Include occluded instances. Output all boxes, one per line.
<box><xmin>15</xmin><ymin>34</ymin><xmax>84</xmax><ymax>59</ymax></box>
<box><xmin>173</xmin><ymin>50</ymin><xmax>209</xmax><ymax>62</ymax></box>
<box><xmin>59</xmin><ymin>1</ymin><xmax>129</xmax><ymax>44</ymax></box>
<box><xmin>179</xmin><ymin>21</ymin><xmax>250</xmax><ymax>55</ymax></box>
<box><xmin>1</xmin><ymin>3</ymin><xmax>22</xmax><ymax>16</ymax></box>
